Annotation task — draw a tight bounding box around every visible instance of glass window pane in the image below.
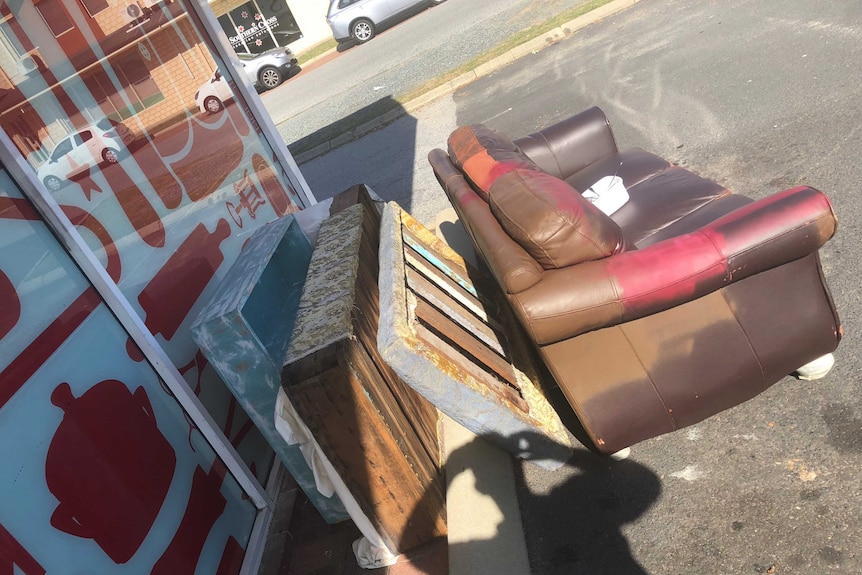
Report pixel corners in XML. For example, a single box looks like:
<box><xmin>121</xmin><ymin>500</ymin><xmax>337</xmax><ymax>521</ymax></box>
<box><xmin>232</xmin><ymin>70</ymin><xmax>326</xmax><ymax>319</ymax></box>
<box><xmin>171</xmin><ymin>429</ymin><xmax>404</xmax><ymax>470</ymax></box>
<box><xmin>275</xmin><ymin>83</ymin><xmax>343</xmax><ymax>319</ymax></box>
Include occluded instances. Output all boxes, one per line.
<box><xmin>35</xmin><ymin>0</ymin><xmax>74</xmax><ymax>37</ymax></box>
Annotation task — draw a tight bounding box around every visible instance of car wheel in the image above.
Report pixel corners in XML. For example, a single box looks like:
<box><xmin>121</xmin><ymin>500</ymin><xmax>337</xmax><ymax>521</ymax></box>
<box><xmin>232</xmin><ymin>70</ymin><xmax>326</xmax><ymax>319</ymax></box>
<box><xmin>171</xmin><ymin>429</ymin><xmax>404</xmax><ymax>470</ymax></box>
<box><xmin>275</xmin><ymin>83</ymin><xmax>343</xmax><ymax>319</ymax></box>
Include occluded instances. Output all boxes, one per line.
<box><xmin>258</xmin><ymin>66</ymin><xmax>283</xmax><ymax>90</ymax></box>
<box><xmin>351</xmin><ymin>18</ymin><xmax>375</xmax><ymax>43</ymax></box>
<box><xmin>102</xmin><ymin>148</ymin><xmax>120</xmax><ymax>164</ymax></box>
<box><xmin>43</xmin><ymin>175</ymin><xmax>63</xmax><ymax>192</ymax></box>
<box><xmin>204</xmin><ymin>95</ymin><xmax>223</xmax><ymax>114</ymax></box>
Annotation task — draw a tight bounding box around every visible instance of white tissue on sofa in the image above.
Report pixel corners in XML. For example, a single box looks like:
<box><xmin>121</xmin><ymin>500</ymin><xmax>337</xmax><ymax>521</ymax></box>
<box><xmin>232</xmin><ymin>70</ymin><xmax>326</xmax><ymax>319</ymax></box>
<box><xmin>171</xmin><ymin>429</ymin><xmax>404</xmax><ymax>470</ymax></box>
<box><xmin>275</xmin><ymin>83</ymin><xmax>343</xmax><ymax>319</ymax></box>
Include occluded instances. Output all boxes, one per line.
<box><xmin>583</xmin><ymin>175</ymin><xmax>629</xmax><ymax>215</ymax></box>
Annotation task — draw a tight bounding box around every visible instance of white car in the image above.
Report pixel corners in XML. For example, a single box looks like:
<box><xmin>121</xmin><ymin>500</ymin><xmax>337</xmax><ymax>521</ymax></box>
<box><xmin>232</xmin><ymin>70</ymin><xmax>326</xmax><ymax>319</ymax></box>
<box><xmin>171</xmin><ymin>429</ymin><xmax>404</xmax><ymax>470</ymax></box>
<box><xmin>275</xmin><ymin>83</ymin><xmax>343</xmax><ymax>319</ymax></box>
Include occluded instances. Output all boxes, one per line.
<box><xmin>37</xmin><ymin>119</ymin><xmax>135</xmax><ymax>192</ymax></box>
<box><xmin>194</xmin><ymin>48</ymin><xmax>299</xmax><ymax>114</ymax></box>
<box><xmin>194</xmin><ymin>69</ymin><xmax>234</xmax><ymax>115</ymax></box>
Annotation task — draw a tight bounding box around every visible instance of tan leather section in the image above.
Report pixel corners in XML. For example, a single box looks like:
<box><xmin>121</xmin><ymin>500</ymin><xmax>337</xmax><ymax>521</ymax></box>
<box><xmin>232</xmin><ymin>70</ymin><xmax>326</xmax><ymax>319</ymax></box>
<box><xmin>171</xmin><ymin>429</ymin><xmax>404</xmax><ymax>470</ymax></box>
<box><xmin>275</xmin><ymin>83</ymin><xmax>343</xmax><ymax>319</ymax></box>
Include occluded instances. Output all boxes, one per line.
<box><xmin>542</xmin><ymin>262</ymin><xmax>840</xmax><ymax>455</ymax></box>
<box><xmin>544</xmin><ymin>292</ymin><xmax>760</xmax><ymax>453</ymax></box>
<box><xmin>428</xmin><ymin>149</ymin><xmax>543</xmax><ymax>294</ymax></box>
<box><xmin>509</xmin><ymin>265</ymin><xmax>623</xmax><ymax>344</ymax></box>
<box><xmin>489</xmin><ymin>169</ymin><xmax>625</xmax><ymax>269</ymax></box>
<box><xmin>540</xmin><ymin>325</ymin><xmax>673</xmax><ymax>454</ymax></box>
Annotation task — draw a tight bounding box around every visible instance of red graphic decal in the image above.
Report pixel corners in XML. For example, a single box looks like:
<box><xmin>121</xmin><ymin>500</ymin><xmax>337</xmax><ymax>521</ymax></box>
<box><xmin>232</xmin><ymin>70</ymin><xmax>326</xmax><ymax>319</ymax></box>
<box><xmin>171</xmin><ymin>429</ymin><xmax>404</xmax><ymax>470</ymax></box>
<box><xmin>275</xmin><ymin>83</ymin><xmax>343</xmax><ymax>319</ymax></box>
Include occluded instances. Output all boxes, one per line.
<box><xmin>226</xmin><ymin>169</ymin><xmax>265</xmax><ymax>228</ymax></box>
<box><xmin>0</xmin><ymin>270</ymin><xmax>20</xmax><ymax>341</ymax></box>
<box><xmin>70</xmin><ymin>165</ymin><xmax>103</xmax><ymax>202</ymax></box>
<box><xmin>126</xmin><ymin>337</ymin><xmax>146</xmax><ymax>362</ymax></box>
<box><xmin>151</xmin><ymin>463</ymin><xmax>227</xmax><ymax>575</ymax></box>
<box><xmin>61</xmin><ymin>205</ymin><xmax>122</xmax><ymax>283</ymax></box>
<box><xmin>0</xmin><ymin>523</ymin><xmax>46</xmax><ymax>575</ymax></box>
<box><xmin>138</xmin><ymin>219</ymin><xmax>231</xmax><ymax>341</ymax></box>
<box><xmin>0</xmin><ymin>196</ymin><xmax>39</xmax><ymax>221</ymax></box>
<box><xmin>0</xmin><ymin>287</ymin><xmax>101</xmax><ymax>410</ymax></box>
<box><xmin>252</xmin><ymin>153</ymin><xmax>297</xmax><ymax>217</ymax></box>
<box><xmin>133</xmin><ymin>135</ymin><xmax>184</xmax><ymax>210</ymax></box>
<box><xmin>216</xmin><ymin>536</ymin><xmax>244</xmax><ymax>575</ymax></box>
<box><xmin>178</xmin><ymin>350</ymin><xmax>209</xmax><ymax>395</ymax></box>
<box><xmin>172</xmin><ymin>116</ymin><xmax>243</xmax><ymax>203</ymax></box>
<box><xmin>102</xmin><ymin>163</ymin><xmax>165</xmax><ymax>248</ymax></box>
<box><xmin>46</xmin><ymin>380</ymin><xmax>176</xmax><ymax>564</ymax></box>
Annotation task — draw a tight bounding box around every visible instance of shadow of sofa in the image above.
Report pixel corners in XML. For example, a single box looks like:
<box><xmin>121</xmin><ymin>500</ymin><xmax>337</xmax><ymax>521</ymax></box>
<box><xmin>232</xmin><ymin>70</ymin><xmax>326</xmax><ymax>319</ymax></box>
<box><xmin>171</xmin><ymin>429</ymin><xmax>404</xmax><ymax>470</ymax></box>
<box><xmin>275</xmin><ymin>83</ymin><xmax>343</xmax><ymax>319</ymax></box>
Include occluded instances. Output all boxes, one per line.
<box><xmin>428</xmin><ymin>106</ymin><xmax>842</xmax><ymax>455</ymax></box>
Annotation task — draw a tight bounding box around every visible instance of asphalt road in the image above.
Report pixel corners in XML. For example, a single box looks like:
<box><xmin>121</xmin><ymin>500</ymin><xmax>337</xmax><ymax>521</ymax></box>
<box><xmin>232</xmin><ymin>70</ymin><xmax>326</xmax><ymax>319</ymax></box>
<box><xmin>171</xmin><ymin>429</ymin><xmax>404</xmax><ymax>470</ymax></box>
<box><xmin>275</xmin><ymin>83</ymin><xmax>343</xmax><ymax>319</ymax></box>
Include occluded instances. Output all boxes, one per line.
<box><xmin>261</xmin><ymin>0</ymin><xmax>594</xmax><ymax>151</ymax></box>
<box><xmin>296</xmin><ymin>0</ymin><xmax>862</xmax><ymax>573</ymax></box>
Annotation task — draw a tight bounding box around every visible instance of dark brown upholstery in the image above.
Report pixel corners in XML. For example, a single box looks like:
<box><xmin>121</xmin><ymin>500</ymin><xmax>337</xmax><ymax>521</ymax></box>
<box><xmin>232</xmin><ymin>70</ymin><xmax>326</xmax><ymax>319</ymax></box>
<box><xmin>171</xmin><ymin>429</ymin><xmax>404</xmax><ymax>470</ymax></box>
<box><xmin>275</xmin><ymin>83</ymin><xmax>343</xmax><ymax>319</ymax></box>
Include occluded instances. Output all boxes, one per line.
<box><xmin>429</xmin><ymin>106</ymin><xmax>842</xmax><ymax>455</ymax></box>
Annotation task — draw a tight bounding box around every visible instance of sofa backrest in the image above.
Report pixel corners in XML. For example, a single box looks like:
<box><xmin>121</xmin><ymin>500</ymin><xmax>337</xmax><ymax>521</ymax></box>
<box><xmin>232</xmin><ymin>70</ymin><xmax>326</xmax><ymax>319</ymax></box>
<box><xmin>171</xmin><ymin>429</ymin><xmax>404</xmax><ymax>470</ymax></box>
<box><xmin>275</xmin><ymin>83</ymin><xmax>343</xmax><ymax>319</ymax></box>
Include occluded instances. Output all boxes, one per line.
<box><xmin>428</xmin><ymin>149</ymin><xmax>544</xmax><ymax>294</ymax></box>
<box><xmin>448</xmin><ymin>124</ymin><xmax>543</xmax><ymax>202</ymax></box>
<box><xmin>441</xmin><ymin>124</ymin><xmax>626</xmax><ymax>280</ymax></box>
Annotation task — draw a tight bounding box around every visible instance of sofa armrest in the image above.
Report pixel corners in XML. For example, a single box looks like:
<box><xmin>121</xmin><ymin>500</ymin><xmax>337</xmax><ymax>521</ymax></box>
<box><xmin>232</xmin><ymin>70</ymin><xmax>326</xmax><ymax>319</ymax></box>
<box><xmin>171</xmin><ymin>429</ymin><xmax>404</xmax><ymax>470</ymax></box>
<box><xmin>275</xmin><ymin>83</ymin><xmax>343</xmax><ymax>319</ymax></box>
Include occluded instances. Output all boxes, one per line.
<box><xmin>513</xmin><ymin>106</ymin><xmax>618</xmax><ymax>180</ymax></box>
<box><xmin>510</xmin><ymin>186</ymin><xmax>837</xmax><ymax>345</ymax></box>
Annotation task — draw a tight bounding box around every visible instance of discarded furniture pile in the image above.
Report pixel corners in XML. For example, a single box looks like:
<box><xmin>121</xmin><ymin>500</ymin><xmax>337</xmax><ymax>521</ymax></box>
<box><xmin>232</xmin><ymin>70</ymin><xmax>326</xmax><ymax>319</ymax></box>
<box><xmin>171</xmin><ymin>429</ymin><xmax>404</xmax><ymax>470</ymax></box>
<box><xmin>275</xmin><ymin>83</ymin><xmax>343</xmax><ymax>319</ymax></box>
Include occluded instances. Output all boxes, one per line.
<box><xmin>193</xmin><ymin>106</ymin><xmax>842</xmax><ymax>564</ymax></box>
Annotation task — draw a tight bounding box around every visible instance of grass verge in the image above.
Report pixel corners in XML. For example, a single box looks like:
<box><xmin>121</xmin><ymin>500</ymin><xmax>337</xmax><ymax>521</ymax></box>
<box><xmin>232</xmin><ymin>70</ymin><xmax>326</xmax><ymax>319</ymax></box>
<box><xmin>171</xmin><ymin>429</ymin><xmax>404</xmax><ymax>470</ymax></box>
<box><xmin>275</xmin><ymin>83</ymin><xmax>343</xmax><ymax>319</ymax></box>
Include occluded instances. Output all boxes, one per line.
<box><xmin>297</xmin><ymin>39</ymin><xmax>338</xmax><ymax>65</ymax></box>
<box><xmin>398</xmin><ymin>0</ymin><xmax>616</xmax><ymax>104</ymax></box>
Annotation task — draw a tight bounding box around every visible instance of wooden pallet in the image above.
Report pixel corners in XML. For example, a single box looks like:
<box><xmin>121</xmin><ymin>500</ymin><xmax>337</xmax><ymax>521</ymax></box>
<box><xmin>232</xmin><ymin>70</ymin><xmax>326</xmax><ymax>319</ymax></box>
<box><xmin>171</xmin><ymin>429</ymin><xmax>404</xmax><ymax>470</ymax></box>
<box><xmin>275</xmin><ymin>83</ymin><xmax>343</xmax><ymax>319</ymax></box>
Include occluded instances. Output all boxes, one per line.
<box><xmin>281</xmin><ymin>187</ymin><xmax>445</xmax><ymax>553</ymax></box>
<box><xmin>377</xmin><ymin>202</ymin><xmax>573</xmax><ymax>470</ymax></box>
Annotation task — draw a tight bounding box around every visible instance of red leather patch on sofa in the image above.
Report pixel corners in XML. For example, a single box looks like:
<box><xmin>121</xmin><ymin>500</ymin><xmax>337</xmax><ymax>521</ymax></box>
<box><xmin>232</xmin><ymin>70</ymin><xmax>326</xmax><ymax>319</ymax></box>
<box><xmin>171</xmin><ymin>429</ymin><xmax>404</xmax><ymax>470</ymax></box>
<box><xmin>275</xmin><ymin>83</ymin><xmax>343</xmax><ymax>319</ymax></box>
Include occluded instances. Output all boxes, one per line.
<box><xmin>448</xmin><ymin>124</ymin><xmax>542</xmax><ymax>200</ymax></box>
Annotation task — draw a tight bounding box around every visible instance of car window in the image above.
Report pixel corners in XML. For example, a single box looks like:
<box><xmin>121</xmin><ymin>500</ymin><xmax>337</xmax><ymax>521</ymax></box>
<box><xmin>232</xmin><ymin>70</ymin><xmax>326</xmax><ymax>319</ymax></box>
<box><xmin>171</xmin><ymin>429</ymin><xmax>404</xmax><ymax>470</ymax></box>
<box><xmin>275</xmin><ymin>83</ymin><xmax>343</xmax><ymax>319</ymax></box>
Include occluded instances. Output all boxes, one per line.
<box><xmin>95</xmin><ymin>118</ymin><xmax>121</xmax><ymax>130</ymax></box>
<box><xmin>51</xmin><ymin>138</ymin><xmax>73</xmax><ymax>160</ymax></box>
<box><xmin>79</xmin><ymin>130</ymin><xmax>93</xmax><ymax>143</ymax></box>
<box><xmin>338</xmin><ymin>0</ymin><xmax>360</xmax><ymax>8</ymax></box>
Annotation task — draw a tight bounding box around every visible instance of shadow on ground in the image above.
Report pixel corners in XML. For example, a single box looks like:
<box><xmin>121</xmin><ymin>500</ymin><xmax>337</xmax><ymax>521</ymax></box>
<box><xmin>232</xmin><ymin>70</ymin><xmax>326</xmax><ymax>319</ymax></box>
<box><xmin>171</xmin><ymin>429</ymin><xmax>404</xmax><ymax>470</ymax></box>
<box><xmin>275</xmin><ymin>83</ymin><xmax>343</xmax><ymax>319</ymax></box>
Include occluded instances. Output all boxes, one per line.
<box><xmin>297</xmin><ymin>97</ymin><xmax>420</xmax><ymax>216</ymax></box>
<box><xmin>287</xmin><ymin>95</ymin><xmax>406</xmax><ymax>160</ymax></box>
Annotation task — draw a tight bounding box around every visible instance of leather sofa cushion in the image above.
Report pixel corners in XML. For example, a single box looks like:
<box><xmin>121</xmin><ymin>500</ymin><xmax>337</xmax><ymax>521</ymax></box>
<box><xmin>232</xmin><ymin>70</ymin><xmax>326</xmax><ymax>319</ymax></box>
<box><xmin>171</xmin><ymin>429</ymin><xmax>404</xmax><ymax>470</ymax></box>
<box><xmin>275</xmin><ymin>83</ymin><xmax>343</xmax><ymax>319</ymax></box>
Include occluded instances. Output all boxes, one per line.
<box><xmin>488</xmin><ymin>168</ymin><xmax>626</xmax><ymax>269</ymax></box>
<box><xmin>448</xmin><ymin>124</ymin><xmax>542</xmax><ymax>201</ymax></box>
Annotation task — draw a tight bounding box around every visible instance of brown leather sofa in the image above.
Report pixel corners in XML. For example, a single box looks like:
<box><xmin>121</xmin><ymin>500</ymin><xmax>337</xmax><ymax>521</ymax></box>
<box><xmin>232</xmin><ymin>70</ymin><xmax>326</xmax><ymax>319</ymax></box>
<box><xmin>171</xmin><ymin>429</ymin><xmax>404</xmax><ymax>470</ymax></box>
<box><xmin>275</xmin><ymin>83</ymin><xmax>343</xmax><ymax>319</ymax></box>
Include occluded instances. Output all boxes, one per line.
<box><xmin>428</xmin><ymin>106</ymin><xmax>842</xmax><ymax>455</ymax></box>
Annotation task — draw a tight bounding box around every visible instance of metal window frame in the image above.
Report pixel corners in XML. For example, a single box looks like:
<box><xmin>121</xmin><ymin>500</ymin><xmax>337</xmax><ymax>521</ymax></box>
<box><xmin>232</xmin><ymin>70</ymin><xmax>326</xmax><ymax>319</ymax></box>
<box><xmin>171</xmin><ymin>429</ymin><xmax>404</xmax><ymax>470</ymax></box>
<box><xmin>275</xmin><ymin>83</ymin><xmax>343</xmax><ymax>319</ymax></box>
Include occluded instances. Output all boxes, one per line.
<box><xmin>0</xmin><ymin>128</ymin><xmax>272</xmax><ymax>511</ymax></box>
<box><xmin>187</xmin><ymin>0</ymin><xmax>318</xmax><ymax>209</ymax></box>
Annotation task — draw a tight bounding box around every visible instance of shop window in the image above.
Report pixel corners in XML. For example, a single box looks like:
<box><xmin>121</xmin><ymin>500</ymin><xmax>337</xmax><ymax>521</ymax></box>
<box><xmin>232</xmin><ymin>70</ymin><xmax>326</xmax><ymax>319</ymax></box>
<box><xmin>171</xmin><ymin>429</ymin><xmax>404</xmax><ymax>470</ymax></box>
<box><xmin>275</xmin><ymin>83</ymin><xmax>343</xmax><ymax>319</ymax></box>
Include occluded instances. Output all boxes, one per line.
<box><xmin>80</xmin><ymin>0</ymin><xmax>109</xmax><ymax>17</ymax></box>
<box><xmin>218</xmin><ymin>0</ymin><xmax>301</xmax><ymax>55</ymax></box>
<box><xmin>83</xmin><ymin>52</ymin><xmax>164</xmax><ymax>120</ymax></box>
<box><xmin>35</xmin><ymin>0</ymin><xmax>74</xmax><ymax>37</ymax></box>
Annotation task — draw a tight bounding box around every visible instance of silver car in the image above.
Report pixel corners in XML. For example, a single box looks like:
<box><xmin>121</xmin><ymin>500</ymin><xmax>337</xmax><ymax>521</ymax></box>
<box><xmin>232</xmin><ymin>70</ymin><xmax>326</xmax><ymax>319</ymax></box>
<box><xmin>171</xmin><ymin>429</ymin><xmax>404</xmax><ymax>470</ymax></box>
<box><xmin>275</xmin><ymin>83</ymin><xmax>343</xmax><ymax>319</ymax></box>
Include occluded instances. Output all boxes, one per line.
<box><xmin>327</xmin><ymin>0</ymin><xmax>446</xmax><ymax>44</ymax></box>
<box><xmin>237</xmin><ymin>47</ymin><xmax>299</xmax><ymax>90</ymax></box>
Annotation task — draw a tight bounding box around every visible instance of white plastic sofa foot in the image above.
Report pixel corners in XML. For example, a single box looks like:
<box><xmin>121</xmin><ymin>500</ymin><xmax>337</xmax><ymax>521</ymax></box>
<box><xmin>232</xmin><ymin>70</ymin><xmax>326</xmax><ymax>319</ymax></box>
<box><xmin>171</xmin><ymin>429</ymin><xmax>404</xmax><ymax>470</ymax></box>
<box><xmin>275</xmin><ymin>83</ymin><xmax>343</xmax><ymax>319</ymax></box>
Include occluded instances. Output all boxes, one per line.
<box><xmin>794</xmin><ymin>353</ymin><xmax>835</xmax><ymax>381</ymax></box>
<box><xmin>610</xmin><ymin>447</ymin><xmax>631</xmax><ymax>461</ymax></box>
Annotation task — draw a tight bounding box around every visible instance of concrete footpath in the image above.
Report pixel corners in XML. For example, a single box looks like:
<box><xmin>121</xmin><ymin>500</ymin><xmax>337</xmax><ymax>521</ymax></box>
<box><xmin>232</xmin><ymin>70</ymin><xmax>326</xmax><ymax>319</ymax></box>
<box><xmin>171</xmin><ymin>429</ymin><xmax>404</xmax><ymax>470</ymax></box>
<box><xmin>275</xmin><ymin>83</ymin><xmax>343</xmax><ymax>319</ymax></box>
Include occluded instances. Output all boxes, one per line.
<box><xmin>290</xmin><ymin>0</ymin><xmax>862</xmax><ymax>573</ymax></box>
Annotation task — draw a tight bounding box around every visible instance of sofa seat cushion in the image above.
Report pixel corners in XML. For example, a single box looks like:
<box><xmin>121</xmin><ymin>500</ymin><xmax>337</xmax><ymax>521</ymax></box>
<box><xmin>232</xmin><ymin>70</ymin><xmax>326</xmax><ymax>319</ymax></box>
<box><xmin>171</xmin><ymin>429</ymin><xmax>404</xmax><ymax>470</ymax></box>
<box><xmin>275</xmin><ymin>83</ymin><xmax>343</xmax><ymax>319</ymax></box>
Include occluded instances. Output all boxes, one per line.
<box><xmin>636</xmin><ymin>194</ymin><xmax>753</xmax><ymax>247</ymax></box>
<box><xmin>448</xmin><ymin>124</ymin><xmax>544</xmax><ymax>201</ymax></box>
<box><xmin>488</xmin><ymin>168</ymin><xmax>626</xmax><ymax>269</ymax></box>
<box><xmin>563</xmin><ymin>149</ymin><xmax>671</xmax><ymax>193</ymax></box>
<box><xmin>609</xmin><ymin>166</ymin><xmax>732</xmax><ymax>246</ymax></box>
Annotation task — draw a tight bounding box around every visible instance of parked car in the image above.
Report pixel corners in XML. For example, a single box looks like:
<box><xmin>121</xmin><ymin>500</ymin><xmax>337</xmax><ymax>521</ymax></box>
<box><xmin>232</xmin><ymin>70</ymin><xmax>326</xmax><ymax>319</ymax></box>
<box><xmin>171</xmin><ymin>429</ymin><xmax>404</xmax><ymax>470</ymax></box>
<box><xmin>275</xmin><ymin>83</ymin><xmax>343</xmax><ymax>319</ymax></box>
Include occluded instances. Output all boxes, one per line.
<box><xmin>194</xmin><ymin>47</ymin><xmax>299</xmax><ymax>114</ymax></box>
<box><xmin>37</xmin><ymin>119</ymin><xmax>135</xmax><ymax>192</ymax></box>
<box><xmin>327</xmin><ymin>0</ymin><xmax>446</xmax><ymax>44</ymax></box>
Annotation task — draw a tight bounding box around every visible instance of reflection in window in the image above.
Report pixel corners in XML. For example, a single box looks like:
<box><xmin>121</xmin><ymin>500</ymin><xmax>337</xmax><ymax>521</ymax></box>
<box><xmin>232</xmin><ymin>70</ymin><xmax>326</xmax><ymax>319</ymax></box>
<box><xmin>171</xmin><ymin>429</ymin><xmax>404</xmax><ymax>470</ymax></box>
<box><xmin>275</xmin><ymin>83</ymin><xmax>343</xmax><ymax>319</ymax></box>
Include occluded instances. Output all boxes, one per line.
<box><xmin>35</xmin><ymin>0</ymin><xmax>74</xmax><ymax>37</ymax></box>
<box><xmin>79</xmin><ymin>0</ymin><xmax>109</xmax><ymax>17</ymax></box>
<box><xmin>85</xmin><ymin>51</ymin><xmax>164</xmax><ymax>120</ymax></box>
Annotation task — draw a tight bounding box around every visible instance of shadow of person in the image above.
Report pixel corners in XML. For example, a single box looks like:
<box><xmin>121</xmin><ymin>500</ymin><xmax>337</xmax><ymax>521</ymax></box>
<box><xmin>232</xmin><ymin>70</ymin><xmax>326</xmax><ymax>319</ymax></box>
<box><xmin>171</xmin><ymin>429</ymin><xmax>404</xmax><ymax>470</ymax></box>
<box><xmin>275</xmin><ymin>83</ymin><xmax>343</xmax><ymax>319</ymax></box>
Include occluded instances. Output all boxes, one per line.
<box><xmin>510</xmin><ymin>443</ymin><xmax>661</xmax><ymax>574</ymax></box>
<box><xmin>402</xmin><ymin>430</ymin><xmax>661</xmax><ymax>575</ymax></box>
